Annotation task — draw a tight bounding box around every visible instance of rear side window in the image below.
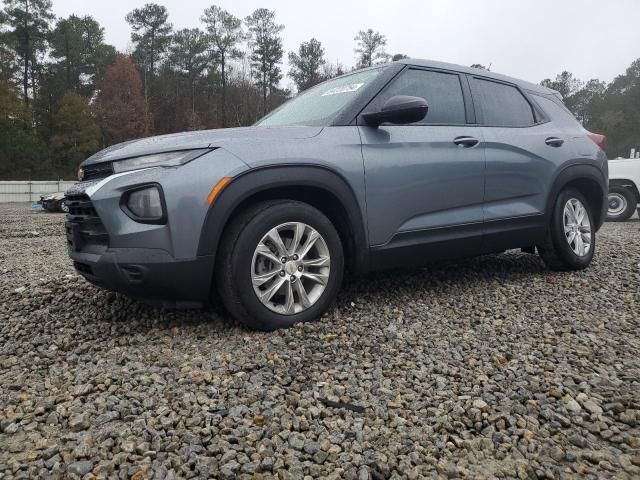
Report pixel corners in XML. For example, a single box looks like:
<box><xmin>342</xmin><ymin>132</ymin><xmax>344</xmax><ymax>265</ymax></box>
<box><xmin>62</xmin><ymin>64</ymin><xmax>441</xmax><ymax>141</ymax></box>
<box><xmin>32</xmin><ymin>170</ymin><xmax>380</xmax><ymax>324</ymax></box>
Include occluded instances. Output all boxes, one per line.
<box><xmin>374</xmin><ymin>69</ymin><xmax>466</xmax><ymax>124</ymax></box>
<box><xmin>471</xmin><ymin>78</ymin><xmax>535</xmax><ymax>127</ymax></box>
<box><xmin>531</xmin><ymin>94</ymin><xmax>581</xmax><ymax>128</ymax></box>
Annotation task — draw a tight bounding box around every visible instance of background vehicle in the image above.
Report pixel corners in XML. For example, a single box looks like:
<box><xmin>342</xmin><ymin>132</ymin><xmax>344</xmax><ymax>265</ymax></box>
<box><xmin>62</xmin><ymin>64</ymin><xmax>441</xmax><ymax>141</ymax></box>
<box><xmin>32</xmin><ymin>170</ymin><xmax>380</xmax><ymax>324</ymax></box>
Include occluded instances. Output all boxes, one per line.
<box><xmin>39</xmin><ymin>192</ymin><xmax>69</xmax><ymax>213</ymax></box>
<box><xmin>607</xmin><ymin>157</ymin><xmax>640</xmax><ymax>221</ymax></box>
<box><xmin>65</xmin><ymin>59</ymin><xmax>608</xmax><ymax>330</ymax></box>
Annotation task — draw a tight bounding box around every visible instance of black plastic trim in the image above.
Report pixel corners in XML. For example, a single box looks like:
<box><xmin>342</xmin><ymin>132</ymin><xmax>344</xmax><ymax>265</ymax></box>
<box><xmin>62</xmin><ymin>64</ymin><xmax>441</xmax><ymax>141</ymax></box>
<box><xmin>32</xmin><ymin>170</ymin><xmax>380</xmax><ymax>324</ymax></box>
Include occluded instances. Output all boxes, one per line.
<box><xmin>70</xmin><ymin>247</ymin><xmax>215</xmax><ymax>308</ymax></box>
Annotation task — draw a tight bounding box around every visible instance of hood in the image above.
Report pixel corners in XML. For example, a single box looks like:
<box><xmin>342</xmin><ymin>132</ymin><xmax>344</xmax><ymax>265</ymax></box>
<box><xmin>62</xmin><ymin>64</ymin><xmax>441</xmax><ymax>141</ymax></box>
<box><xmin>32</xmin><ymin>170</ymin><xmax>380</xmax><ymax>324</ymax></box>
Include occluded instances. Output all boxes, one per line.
<box><xmin>82</xmin><ymin>126</ymin><xmax>323</xmax><ymax>166</ymax></box>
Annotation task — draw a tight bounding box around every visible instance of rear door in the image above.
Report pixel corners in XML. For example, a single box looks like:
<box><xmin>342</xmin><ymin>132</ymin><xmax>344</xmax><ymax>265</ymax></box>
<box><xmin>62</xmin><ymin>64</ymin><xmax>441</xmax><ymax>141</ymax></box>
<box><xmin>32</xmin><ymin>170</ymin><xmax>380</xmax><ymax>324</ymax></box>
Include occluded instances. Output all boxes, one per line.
<box><xmin>359</xmin><ymin>67</ymin><xmax>486</xmax><ymax>265</ymax></box>
<box><xmin>469</xmin><ymin>76</ymin><xmax>564</xmax><ymax>250</ymax></box>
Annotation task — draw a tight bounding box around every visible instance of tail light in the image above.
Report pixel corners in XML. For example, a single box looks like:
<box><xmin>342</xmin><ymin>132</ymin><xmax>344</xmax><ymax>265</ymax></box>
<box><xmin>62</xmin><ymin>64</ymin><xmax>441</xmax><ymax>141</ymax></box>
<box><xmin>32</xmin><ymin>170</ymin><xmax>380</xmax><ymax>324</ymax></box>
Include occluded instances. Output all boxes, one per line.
<box><xmin>587</xmin><ymin>131</ymin><xmax>607</xmax><ymax>151</ymax></box>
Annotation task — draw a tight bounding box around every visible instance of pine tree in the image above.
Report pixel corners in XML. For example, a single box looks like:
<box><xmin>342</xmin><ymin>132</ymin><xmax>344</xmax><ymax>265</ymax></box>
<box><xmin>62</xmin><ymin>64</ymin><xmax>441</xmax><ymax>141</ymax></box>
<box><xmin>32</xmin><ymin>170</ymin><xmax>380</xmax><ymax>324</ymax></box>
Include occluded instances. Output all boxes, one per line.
<box><xmin>49</xmin><ymin>92</ymin><xmax>100</xmax><ymax>176</ymax></box>
<box><xmin>202</xmin><ymin>5</ymin><xmax>243</xmax><ymax>127</ymax></box>
<box><xmin>125</xmin><ymin>3</ymin><xmax>172</xmax><ymax>102</ymax></box>
<box><xmin>3</xmin><ymin>0</ymin><xmax>54</xmax><ymax>105</ymax></box>
<box><xmin>245</xmin><ymin>8</ymin><xmax>284</xmax><ymax>117</ymax></box>
<box><xmin>354</xmin><ymin>29</ymin><xmax>389</xmax><ymax>68</ymax></box>
<box><xmin>288</xmin><ymin>38</ymin><xmax>325</xmax><ymax>92</ymax></box>
<box><xmin>49</xmin><ymin>15</ymin><xmax>116</xmax><ymax>94</ymax></box>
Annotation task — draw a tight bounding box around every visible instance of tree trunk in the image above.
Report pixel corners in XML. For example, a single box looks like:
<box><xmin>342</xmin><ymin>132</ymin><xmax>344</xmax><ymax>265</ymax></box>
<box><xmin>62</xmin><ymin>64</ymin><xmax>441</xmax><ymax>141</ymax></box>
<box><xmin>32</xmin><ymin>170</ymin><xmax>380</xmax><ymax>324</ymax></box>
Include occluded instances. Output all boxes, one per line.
<box><xmin>262</xmin><ymin>71</ymin><xmax>267</xmax><ymax>117</ymax></box>
<box><xmin>221</xmin><ymin>59</ymin><xmax>226</xmax><ymax>128</ymax></box>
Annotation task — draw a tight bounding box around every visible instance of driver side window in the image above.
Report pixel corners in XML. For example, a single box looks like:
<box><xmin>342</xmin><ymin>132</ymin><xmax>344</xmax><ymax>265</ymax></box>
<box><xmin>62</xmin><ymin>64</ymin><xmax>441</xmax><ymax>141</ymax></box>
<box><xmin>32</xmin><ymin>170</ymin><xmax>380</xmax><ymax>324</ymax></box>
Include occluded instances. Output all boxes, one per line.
<box><xmin>376</xmin><ymin>69</ymin><xmax>467</xmax><ymax>125</ymax></box>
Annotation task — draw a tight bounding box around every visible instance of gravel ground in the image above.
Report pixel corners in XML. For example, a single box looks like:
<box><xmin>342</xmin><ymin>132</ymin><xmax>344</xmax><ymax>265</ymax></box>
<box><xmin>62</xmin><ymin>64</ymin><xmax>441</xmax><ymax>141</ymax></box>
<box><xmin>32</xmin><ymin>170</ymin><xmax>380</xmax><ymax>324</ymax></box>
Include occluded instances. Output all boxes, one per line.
<box><xmin>1</xmin><ymin>202</ymin><xmax>639</xmax><ymax>480</ymax></box>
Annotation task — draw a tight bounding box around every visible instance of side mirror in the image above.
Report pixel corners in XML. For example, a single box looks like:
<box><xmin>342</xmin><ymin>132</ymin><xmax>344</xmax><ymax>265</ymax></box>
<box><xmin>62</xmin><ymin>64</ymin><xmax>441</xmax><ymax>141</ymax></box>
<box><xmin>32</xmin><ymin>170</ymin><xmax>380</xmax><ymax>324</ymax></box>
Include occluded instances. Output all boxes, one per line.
<box><xmin>362</xmin><ymin>95</ymin><xmax>428</xmax><ymax>127</ymax></box>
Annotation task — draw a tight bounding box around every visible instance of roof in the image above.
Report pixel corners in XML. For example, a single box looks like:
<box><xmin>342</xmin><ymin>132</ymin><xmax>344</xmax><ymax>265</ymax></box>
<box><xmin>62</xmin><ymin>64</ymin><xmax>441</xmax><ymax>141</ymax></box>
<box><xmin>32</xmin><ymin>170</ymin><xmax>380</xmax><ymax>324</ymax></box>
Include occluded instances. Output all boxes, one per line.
<box><xmin>397</xmin><ymin>58</ymin><xmax>557</xmax><ymax>95</ymax></box>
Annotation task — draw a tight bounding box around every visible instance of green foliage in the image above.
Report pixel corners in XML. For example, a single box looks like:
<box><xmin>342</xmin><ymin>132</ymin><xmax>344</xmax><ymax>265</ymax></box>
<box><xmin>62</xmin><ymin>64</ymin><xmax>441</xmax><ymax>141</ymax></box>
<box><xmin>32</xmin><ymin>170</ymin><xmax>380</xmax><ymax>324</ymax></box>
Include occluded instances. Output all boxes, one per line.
<box><xmin>0</xmin><ymin>84</ymin><xmax>43</xmax><ymax>178</ymax></box>
<box><xmin>3</xmin><ymin>0</ymin><xmax>54</xmax><ymax>104</ymax></box>
<box><xmin>49</xmin><ymin>92</ymin><xmax>99</xmax><ymax>177</ymax></box>
<box><xmin>168</xmin><ymin>28</ymin><xmax>208</xmax><ymax>80</ymax></box>
<box><xmin>354</xmin><ymin>29</ymin><xmax>389</xmax><ymax>68</ymax></box>
<box><xmin>391</xmin><ymin>53</ymin><xmax>409</xmax><ymax>62</ymax></box>
<box><xmin>544</xmin><ymin>62</ymin><xmax>640</xmax><ymax>158</ymax></box>
<box><xmin>49</xmin><ymin>15</ymin><xmax>116</xmax><ymax>94</ymax></box>
<box><xmin>288</xmin><ymin>38</ymin><xmax>325</xmax><ymax>92</ymax></box>
<box><xmin>1</xmin><ymin>0</ymin><xmax>640</xmax><ymax>180</ymax></box>
<box><xmin>245</xmin><ymin>8</ymin><xmax>284</xmax><ymax>116</ymax></box>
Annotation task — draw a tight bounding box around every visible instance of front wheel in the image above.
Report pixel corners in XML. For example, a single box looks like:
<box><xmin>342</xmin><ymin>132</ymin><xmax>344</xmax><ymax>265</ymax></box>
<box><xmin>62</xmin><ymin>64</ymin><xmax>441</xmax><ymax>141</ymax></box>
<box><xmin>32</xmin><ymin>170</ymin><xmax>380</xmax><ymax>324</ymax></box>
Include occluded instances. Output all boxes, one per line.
<box><xmin>537</xmin><ymin>188</ymin><xmax>596</xmax><ymax>271</ymax></box>
<box><xmin>606</xmin><ymin>186</ymin><xmax>636</xmax><ymax>222</ymax></box>
<box><xmin>59</xmin><ymin>200</ymin><xmax>69</xmax><ymax>213</ymax></box>
<box><xmin>216</xmin><ymin>200</ymin><xmax>344</xmax><ymax>331</ymax></box>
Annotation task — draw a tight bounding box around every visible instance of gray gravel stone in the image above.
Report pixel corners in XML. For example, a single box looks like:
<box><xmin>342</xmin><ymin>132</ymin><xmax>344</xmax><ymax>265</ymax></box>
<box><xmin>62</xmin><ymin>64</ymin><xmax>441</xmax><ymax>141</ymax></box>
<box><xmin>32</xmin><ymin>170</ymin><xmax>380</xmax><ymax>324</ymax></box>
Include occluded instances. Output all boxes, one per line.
<box><xmin>67</xmin><ymin>460</ymin><xmax>93</xmax><ymax>476</ymax></box>
<box><xmin>1</xmin><ymin>203</ymin><xmax>639</xmax><ymax>479</ymax></box>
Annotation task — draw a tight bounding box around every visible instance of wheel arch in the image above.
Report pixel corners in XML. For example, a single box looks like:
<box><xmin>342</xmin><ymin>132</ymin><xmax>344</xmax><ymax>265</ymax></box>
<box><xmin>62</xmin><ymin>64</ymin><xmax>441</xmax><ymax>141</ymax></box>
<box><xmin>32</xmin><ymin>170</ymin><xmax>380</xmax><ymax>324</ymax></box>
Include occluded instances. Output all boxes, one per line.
<box><xmin>546</xmin><ymin>164</ymin><xmax>608</xmax><ymax>230</ymax></box>
<box><xmin>197</xmin><ymin>165</ymin><xmax>369</xmax><ymax>275</ymax></box>
<box><xmin>609</xmin><ymin>178</ymin><xmax>640</xmax><ymax>203</ymax></box>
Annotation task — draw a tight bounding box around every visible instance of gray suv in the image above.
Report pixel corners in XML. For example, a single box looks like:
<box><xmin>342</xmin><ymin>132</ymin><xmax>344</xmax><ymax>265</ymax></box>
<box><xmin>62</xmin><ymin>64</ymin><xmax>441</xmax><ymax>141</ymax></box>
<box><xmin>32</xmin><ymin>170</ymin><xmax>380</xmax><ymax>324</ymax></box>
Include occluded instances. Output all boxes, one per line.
<box><xmin>65</xmin><ymin>59</ymin><xmax>608</xmax><ymax>330</ymax></box>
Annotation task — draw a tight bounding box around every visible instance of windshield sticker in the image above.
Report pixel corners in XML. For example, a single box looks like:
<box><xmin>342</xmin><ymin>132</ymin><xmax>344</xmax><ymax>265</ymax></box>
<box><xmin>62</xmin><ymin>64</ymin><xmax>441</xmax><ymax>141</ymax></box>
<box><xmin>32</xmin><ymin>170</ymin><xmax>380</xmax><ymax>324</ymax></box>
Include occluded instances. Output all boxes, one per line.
<box><xmin>321</xmin><ymin>83</ymin><xmax>364</xmax><ymax>96</ymax></box>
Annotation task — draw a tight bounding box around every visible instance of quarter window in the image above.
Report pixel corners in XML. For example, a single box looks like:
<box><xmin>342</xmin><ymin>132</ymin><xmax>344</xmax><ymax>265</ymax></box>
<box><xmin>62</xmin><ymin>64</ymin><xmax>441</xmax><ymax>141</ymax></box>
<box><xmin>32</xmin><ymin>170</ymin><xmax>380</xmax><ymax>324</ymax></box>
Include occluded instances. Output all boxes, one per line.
<box><xmin>374</xmin><ymin>69</ymin><xmax>466</xmax><ymax>124</ymax></box>
<box><xmin>471</xmin><ymin>78</ymin><xmax>535</xmax><ymax>127</ymax></box>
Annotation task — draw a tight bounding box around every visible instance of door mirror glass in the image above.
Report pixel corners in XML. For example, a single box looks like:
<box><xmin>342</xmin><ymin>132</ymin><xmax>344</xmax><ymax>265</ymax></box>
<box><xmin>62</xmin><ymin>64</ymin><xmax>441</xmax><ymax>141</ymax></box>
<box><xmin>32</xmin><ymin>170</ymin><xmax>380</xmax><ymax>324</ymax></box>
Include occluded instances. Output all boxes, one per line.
<box><xmin>362</xmin><ymin>95</ymin><xmax>428</xmax><ymax>127</ymax></box>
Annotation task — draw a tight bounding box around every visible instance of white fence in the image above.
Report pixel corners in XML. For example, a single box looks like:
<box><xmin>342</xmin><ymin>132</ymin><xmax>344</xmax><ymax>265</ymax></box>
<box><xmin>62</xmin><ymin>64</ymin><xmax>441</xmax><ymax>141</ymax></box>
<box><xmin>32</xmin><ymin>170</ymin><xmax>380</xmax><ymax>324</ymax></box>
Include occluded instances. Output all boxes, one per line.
<box><xmin>0</xmin><ymin>181</ymin><xmax>76</xmax><ymax>203</ymax></box>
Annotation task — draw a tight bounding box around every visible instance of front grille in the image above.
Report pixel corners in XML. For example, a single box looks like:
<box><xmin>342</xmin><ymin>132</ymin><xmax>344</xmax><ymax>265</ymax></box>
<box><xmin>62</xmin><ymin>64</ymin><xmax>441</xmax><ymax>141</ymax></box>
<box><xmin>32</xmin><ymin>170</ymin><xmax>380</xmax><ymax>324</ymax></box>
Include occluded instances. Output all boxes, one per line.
<box><xmin>65</xmin><ymin>194</ymin><xmax>109</xmax><ymax>247</ymax></box>
<box><xmin>82</xmin><ymin>162</ymin><xmax>113</xmax><ymax>181</ymax></box>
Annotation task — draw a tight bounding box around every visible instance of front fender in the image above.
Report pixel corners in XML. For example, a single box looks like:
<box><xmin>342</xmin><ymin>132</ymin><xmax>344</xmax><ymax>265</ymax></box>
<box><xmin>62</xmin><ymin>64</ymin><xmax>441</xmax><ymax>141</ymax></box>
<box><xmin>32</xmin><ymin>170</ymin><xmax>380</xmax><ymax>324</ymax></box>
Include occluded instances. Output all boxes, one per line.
<box><xmin>197</xmin><ymin>165</ymin><xmax>369</xmax><ymax>272</ymax></box>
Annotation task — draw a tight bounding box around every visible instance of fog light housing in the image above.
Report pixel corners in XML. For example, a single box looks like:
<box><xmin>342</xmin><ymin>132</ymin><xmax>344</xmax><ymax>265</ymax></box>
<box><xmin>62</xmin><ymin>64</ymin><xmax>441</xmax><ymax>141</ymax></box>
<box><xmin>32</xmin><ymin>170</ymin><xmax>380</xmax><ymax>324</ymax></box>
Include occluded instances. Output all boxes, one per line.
<box><xmin>122</xmin><ymin>185</ymin><xmax>165</xmax><ymax>223</ymax></box>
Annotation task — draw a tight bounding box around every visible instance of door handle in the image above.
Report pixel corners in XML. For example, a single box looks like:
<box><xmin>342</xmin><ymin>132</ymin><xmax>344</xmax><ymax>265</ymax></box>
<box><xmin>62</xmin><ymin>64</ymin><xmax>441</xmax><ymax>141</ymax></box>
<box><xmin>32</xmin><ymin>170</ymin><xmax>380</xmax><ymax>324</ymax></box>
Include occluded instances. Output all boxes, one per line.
<box><xmin>453</xmin><ymin>136</ymin><xmax>479</xmax><ymax>148</ymax></box>
<box><xmin>545</xmin><ymin>137</ymin><xmax>564</xmax><ymax>147</ymax></box>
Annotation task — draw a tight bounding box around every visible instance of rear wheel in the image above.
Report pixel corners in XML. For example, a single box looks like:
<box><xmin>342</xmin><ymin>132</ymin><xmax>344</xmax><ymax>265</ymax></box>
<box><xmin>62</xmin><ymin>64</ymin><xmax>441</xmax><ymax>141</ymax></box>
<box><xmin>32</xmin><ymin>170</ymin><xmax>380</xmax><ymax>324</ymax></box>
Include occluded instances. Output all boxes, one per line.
<box><xmin>216</xmin><ymin>200</ymin><xmax>344</xmax><ymax>331</ymax></box>
<box><xmin>606</xmin><ymin>186</ymin><xmax>636</xmax><ymax>222</ymax></box>
<box><xmin>538</xmin><ymin>188</ymin><xmax>595</xmax><ymax>271</ymax></box>
<box><xmin>59</xmin><ymin>200</ymin><xmax>69</xmax><ymax>213</ymax></box>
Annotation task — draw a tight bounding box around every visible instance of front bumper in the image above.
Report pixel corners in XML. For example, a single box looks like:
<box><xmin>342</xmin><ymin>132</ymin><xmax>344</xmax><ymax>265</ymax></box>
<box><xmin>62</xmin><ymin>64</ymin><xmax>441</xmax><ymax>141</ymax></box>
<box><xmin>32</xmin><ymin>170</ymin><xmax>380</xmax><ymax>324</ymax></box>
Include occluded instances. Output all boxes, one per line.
<box><xmin>64</xmin><ymin>148</ymin><xmax>249</xmax><ymax>306</ymax></box>
<box><xmin>69</xmin><ymin>244</ymin><xmax>215</xmax><ymax>308</ymax></box>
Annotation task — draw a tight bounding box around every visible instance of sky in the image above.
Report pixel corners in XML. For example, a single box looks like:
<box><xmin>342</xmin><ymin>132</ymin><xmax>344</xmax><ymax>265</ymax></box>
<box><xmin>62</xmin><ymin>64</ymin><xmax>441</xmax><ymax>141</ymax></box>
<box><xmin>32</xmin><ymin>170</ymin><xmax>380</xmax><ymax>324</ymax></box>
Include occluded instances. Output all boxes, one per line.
<box><xmin>50</xmin><ymin>0</ymin><xmax>640</xmax><ymax>90</ymax></box>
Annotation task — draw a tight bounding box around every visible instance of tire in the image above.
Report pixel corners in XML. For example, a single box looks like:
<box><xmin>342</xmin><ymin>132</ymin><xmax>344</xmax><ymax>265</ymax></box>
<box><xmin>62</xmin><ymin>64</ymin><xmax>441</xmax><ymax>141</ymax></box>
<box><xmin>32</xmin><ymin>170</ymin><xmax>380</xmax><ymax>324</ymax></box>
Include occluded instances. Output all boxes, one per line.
<box><xmin>59</xmin><ymin>200</ymin><xmax>69</xmax><ymax>214</ymax></box>
<box><xmin>537</xmin><ymin>188</ymin><xmax>596</xmax><ymax>271</ymax></box>
<box><xmin>606</xmin><ymin>186</ymin><xmax>636</xmax><ymax>222</ymax></box>
<box><xmin>216</xmin><ymin>200</ymin><xmax>344</xmax><ymax>331</ymax></box>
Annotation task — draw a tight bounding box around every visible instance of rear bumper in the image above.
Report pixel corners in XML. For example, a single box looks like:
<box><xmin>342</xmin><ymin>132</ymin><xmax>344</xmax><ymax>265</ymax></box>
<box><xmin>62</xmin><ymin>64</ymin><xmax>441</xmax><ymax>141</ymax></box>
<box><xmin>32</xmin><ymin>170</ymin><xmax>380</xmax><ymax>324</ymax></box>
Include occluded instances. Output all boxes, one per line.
<box><xmin>70</xmin><ymin>247</ymin><xmax>215</xmax><ymax>308</ymax></box>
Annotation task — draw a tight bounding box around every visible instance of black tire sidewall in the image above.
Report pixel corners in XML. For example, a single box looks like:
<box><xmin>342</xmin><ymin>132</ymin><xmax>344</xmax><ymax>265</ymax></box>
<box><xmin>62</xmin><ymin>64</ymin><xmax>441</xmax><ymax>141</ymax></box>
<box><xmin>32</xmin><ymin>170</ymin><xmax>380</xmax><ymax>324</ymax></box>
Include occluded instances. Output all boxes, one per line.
<box><xmin>229</xmin><ymin>203</ymin><xmax>344</xmax><ymax>330</ymax></box>
<box><xmin>550</xmin><ymin>189</ymin><xmax>595</xmax><ymax>269</ymax></box>
<box><xmin>606</xmin><ymin>187</ymin><xmax>636</xmax><ymax>221</ymax></box>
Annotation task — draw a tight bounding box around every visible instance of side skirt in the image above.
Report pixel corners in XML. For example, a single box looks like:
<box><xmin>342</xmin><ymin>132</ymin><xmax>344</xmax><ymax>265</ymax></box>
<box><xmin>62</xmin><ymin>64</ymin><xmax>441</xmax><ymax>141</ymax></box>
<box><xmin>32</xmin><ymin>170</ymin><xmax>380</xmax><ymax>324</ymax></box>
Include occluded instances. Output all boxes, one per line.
<box><xmin>365</xmin><ymin>214</ymin><xmax>548</xmax><ymax>272</ymax></box>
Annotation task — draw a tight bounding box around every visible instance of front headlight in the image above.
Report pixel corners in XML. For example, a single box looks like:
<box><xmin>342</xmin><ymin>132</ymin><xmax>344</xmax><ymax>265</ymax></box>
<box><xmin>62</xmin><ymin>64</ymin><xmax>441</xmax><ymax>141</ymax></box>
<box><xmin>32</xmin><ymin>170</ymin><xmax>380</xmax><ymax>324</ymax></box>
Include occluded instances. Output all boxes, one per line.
<box><xmin>112</xmin><ymin>149</ymin><xmax>212</xmax><ymax>174</ymax></box>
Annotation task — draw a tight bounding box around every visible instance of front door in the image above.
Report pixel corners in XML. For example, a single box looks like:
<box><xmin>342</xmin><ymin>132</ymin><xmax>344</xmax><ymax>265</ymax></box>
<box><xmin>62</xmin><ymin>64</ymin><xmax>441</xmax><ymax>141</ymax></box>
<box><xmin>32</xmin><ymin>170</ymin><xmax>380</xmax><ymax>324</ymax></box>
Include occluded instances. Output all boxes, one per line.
<box><xmin>359</xmin><ymin>68</ymin><xmax>486</xmax><ymax>268</ymax></box>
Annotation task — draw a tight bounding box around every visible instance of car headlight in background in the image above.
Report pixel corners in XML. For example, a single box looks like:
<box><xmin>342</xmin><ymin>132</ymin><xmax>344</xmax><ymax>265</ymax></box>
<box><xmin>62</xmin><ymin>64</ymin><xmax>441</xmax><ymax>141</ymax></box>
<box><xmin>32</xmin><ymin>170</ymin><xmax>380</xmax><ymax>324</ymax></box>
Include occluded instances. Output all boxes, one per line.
<box><xmin>122</xmin><ymin>185</ymin><xmax>165</xmax><ymax>223</ymax></box>
<box><xmin>113</xmin><ymin>149</ymin><xmax>212</xmax><ymax>174</ymax></box>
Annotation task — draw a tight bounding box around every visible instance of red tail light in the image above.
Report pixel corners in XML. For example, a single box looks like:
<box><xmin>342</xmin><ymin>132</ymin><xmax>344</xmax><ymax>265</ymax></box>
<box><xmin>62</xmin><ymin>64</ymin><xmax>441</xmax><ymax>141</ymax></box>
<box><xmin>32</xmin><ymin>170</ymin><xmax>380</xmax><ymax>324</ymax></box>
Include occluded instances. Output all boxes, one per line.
<box><xmin>587</xmin><ymin>131</ymin><xmax>607</xmax><ymax>151</ymax></box>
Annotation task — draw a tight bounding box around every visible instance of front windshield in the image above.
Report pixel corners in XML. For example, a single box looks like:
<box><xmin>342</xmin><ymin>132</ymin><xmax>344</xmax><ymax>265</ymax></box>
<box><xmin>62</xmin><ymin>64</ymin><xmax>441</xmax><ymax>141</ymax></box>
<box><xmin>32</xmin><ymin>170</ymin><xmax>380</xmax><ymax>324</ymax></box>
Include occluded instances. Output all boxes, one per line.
<box><xmin>257</xmin><ymin>68</ymin><xmax>385</xmax><ymax>127</ymax></box>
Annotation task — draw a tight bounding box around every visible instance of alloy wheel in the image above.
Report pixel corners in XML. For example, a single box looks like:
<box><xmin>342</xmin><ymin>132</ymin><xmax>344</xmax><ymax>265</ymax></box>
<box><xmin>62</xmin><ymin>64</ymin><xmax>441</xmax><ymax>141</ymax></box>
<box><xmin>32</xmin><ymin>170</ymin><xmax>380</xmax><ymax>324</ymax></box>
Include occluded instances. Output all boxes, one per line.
<box><xmin>563</xmin><ymin>198</ymin><xmax>591</xmax><ymax>256</ymax></box>
<box><xmin>251</xmin><ymin>222</ymin><xmax>330</xmax><ymax>315</ymax></box>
